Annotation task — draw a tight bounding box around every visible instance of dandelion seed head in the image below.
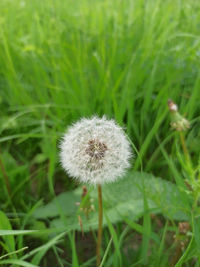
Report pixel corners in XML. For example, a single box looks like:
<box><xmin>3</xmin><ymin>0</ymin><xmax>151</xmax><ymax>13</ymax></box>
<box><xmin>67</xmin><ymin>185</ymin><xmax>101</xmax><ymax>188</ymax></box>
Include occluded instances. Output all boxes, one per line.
<box><xmin>60</xmin><ymin>116</ymin><xmax>132</xmax><ymax>185</ymax></box>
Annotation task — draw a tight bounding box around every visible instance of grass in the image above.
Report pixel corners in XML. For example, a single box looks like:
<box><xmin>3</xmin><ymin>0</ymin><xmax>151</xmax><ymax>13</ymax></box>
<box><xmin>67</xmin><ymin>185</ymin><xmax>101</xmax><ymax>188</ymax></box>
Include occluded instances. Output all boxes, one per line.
<box><xmin>0</xmin><ymin>0</ymin><xmax>200</xmax><ymax>266</ymax></box>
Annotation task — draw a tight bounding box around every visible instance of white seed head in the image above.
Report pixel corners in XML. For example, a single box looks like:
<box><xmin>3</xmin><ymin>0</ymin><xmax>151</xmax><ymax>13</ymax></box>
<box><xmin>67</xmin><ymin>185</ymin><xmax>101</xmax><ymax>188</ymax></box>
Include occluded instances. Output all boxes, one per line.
<box><xmin>60</xmin><ymin>116</ymin><xmax>132</xmax><ymax>185</ymax></box>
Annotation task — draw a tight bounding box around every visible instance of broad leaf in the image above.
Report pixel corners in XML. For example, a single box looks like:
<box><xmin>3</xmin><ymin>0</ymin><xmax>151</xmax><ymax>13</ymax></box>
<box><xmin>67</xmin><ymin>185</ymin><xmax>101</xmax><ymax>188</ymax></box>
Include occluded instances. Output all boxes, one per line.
<box><xmin>33</xmin><ymin>171</ymin><xmax>190</xmax><ymax>232</ymax></box>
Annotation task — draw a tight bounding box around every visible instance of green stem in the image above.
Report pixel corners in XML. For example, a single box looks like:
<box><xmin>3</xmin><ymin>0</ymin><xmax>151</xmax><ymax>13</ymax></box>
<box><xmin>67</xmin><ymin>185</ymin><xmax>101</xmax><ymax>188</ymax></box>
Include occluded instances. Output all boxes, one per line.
<box><xmin>179</xmin><ymin>132</ymin><xmax>190</xmax><ymax>163</ymax></box>
<box><xmin>96</xmin><ymin>184</ymin><xmax>103</xmax><ymax>267</ymax></box>
<box><xmin>0</xmin><ymin>149</ymin><xmax>11</xmax><ymax>196</ymax></box>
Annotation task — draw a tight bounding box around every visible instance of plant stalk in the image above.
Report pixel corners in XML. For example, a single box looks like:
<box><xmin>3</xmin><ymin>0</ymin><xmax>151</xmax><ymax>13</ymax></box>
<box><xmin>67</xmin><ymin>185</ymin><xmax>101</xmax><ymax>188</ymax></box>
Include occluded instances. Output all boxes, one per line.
<box><xmin>0</xmin><ymin>151</ymin><xmax>11</xmax><ymax>195</ymax></box>
<box><xmin>179</xmin><ymin>132</ymin><xmax>190</xmax><ymax>163</ymax></box>
<box><xmin>96</xmin><ymin>184</ymin><xmax>103</xmax><ymax>267</ymax></box>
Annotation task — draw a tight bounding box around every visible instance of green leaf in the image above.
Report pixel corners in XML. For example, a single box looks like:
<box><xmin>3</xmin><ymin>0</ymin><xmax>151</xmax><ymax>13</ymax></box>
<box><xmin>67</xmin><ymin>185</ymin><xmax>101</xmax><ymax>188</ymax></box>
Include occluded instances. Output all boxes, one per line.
<box><xmin>0</xmin><ymin>211</ymin><xmax>15</xmax><ymax>254</ymax></box>
<box><xmin>20</xmin><ymin>231</ymin><xmax>68</xmax><ymax>265</ymax></box>
<box><xmin>0</xmin><ymin>246</ymin><xmax>28</xmax><ymax>260</ymax></box>
<box><xmin>0</xmin><ymin>259</ymin><xmax>38</xmax><ymax>267</ymax></box>
<box><xmin>174</xmin><ymin>237</ymin><xmax>195</xmax><ymax>267</ymax></box>
<box><xmin>0</xmin><ymin>230</ymin><xmax>39</xmax><ymax>236</ymax></box>
<box><xmin>104</xmin><ymin>212</ymin><xmax>122</xmax><ymax>266</ymax></box>
<box><xmin>33</xmin><ymin>171</ymin><xmax>190</xmax><ymax>231</ymax></box>
<box><xmin>140</xmin><ymin>179</ymin><xmax>151</xmax><ymax>264</ymax></box>
<box><xmin>193</xmin><ymin>214</ymin><xmax>200</xmax><ymax>252</ymax></box>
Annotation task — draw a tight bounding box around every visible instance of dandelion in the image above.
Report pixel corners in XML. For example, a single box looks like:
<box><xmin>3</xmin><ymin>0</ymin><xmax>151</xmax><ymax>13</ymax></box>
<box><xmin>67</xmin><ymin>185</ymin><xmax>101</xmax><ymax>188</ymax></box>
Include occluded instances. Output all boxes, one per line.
<box><xmin>168</xmin><ymin>99</ymin><xmax>190</xmax><ymax>132</ymax></box>
<box><xmin>60</xmin><ymin>116</ymin><xmax>132</xmax><ymax>267</ymax></box>
<box><xmin>168</xmin><ymin>99</ymin><xmax>191</xmax><ymax>162</ymax></box>
<box><xmin>60</xmin><ymin>116</ymin><xmax>132</xmax><ymax>185</ymax></box>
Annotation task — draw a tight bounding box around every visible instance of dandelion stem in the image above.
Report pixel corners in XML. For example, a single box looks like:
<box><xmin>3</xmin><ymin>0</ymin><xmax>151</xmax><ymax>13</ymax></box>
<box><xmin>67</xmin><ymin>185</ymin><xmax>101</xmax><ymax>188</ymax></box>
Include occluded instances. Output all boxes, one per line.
<box><xmin>96</xmin><ymin>184</ymin><xmax>103</xmax><ymax>267</ymax></box>
<box><xmin>179</xmin><ymin>132</ymin><xmax>190</xmax><ymax>163</ymax></box>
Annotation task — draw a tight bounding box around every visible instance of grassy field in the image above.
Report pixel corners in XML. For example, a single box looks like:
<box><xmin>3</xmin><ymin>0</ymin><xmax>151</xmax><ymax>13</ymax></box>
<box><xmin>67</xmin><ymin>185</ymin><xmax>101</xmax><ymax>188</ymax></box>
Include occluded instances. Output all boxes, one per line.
<box><xmin>0</xmin><ymin>0</ymin><xmax>200</xmax><ymax>266</ymax></box>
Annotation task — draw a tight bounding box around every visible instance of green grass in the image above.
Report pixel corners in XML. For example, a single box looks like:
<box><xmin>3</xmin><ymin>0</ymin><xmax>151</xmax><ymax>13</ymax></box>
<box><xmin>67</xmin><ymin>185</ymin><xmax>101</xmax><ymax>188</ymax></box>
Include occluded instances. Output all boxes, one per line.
<box><xmin>0</xmin><ymin>0</ymin><xmax>200</xmax><ymax>266</ymax></box>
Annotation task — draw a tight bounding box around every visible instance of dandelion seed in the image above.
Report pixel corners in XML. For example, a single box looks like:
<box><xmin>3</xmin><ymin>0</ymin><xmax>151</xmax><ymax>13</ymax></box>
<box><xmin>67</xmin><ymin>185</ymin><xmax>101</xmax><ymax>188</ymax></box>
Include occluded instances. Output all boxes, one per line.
<box><xmin>60</xmin><ymin>116</ymin><xmax>132</xmax><ymax>185</ymax></box>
